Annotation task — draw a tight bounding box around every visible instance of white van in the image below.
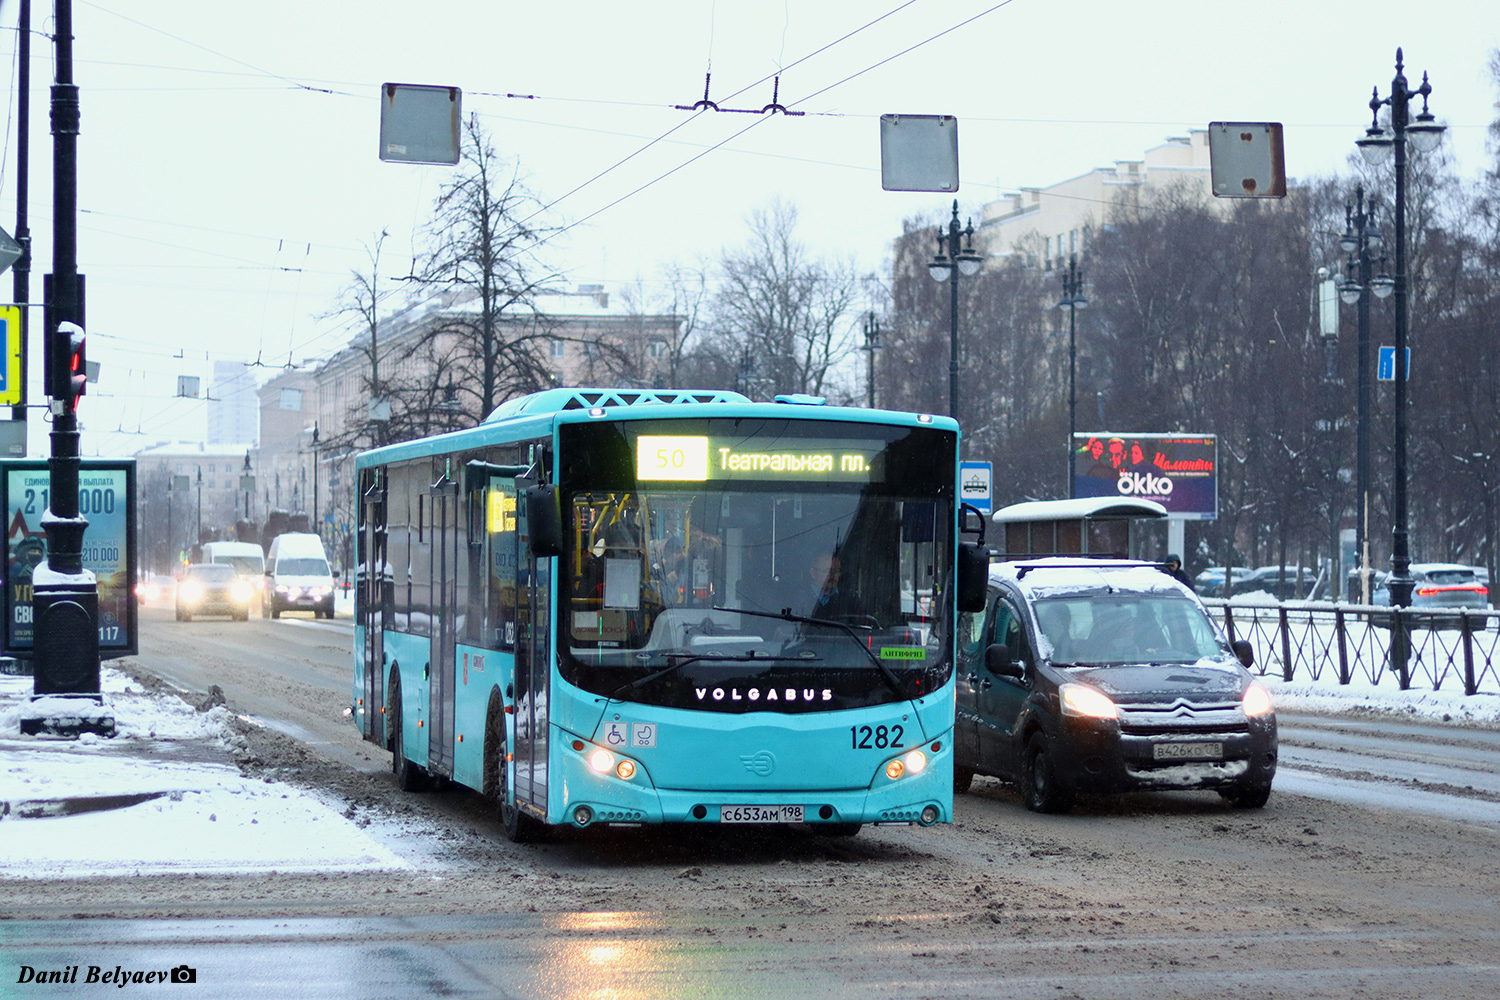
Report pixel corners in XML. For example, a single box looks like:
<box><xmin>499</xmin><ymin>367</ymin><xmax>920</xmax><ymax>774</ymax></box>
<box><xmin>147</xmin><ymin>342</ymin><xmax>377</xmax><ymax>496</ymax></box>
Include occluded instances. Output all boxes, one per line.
<box><xmin>264</xmin><ymin>532</ymin><xmax>336</xmax><ymax>619</ymax></box>
<box><xmin>201</xmin><ymin>541</ymin><xmax>266</xmax><ymax>579</ymax></box>
<box><xmin>201</xmin><ymin>540</ymin><xmax>268</xmax><ymax>612</ymax></box>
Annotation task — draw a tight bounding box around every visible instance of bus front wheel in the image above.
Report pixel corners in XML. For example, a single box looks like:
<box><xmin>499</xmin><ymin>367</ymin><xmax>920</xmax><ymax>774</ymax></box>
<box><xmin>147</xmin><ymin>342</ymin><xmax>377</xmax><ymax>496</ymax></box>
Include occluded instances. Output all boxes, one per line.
<box><xmin>484</xmin><ymin>696</ymin><xmax>544</xmax><ymax>844</ymax></box>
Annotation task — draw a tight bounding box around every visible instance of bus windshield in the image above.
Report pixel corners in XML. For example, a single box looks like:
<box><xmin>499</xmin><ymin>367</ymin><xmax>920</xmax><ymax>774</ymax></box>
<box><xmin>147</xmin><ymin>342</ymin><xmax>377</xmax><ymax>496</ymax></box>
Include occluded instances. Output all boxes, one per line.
<box><xmin>557</xmin><ymin>418</ymin><xmax>955</xmax><ymax>712</ymax></box>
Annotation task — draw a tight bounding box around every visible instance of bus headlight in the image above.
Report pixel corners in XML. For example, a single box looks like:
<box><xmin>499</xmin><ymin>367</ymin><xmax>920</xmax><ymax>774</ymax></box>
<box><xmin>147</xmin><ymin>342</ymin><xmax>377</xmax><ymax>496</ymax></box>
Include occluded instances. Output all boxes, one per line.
<box><xmin>588</xmin><ymin>749</ymin><xmax>614</xmax><ymax>774</ymax></box>
<box><xmin>615</xmin><ymin>759</ymin><xmax>636</xmax><ymax>780</ymax></box>
<box><xmin>886</xmin><ymin>759</ymin><xmax>904</xmax><ymax>780</ymax></box>
<box><xmin>902</xmin><ymin>749</ymin><xmax>927</xmax><ymax>775</ymax></box>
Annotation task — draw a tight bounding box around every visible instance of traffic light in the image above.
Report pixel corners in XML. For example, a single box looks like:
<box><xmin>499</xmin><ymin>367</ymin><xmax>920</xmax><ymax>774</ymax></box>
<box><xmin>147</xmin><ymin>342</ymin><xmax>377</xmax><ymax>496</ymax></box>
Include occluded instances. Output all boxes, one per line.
<box><xmin>46</xmin><ymin>320</ymin><xmax>86</xmax><ymax>412</ymax></box>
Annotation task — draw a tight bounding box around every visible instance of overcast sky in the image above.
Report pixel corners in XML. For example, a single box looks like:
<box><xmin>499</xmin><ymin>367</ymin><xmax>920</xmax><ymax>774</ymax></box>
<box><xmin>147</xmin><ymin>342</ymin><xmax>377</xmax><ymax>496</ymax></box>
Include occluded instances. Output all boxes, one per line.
<box><xmin>1</xmin><ymin>0</ymin><xmax>1496</xmax><ymax>458</ymax></box>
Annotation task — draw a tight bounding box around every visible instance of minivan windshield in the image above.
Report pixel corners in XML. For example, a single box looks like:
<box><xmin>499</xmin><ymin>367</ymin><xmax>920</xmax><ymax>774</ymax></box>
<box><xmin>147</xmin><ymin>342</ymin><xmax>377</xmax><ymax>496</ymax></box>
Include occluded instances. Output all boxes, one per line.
<box><xmin>1035</xmin><ymin>594</ymin><xmax>1224</xmax><ymax>665</ymax></box>
<box><xmin>277</xmin><ymin>558</ymin><xmax>330</xmax><ymax>576</ymax></box>
<box><xmin>214</xmin><ymin>555</ymin><xmax>264</xmax><ymax>575</ymax></box>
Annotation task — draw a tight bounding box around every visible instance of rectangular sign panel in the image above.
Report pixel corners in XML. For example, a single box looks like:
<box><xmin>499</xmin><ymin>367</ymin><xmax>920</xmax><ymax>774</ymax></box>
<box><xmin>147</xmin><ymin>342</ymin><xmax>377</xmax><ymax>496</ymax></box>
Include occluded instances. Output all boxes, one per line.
<box><xmin>0</xmin><ymin>305</ymin><xmax>22</xmax><ymax>407</ymax></box>
<box><xmin>635</xmin><ymin>435</ymin><xmax>885</xmax><ymax>483</ymax></box>
<box><xmin>1072</xmin><ymin>434</ymin><xmax>1217</xmax><ymax>520</ymax></box>
<box><xmin>2</xmin><ymin>460</ymin><xmax>138</xmax><ymax>657</ymax></box>
<box><xmin>1377</xmin><ymin>346</ymin><xmax>1410</xmax><ymax>382</ymax></box>
<box><xmin>1208</xmin><ymin>122</ymin><xmax>1286</xmax><ymax>198</ymax></box>
<box><xmin>959</xmin><ymin>461</ymin><xmax>992</xmax><ymax>514</ymax></box>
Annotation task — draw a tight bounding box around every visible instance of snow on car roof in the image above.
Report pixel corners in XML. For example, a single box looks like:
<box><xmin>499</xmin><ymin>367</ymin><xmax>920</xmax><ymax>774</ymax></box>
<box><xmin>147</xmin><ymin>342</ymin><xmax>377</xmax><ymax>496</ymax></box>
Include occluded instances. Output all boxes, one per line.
<box><xmin>991</xmin><ymin>557</ymin><xmax>1194</xmax><ymax>600</ymax></box>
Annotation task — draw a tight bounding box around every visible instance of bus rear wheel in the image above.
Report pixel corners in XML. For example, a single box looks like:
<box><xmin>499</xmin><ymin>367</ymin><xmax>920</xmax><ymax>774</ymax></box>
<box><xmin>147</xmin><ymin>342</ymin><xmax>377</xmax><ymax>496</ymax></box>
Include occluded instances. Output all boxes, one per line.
<box><xmin>388</xmin><ymin>679</ymin><xmax>427</xmax><ymax>793</ymax></box>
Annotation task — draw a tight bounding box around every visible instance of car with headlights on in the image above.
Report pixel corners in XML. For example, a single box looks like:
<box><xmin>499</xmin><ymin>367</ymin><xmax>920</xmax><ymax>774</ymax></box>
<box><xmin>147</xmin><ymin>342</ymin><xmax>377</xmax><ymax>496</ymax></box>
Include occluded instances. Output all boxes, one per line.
<box><xmin>175</xmin><ymin>563</ymin><xmax>253</xmax><ymax>621</ymax></box>
<box><xmin>954</xmin><ymin>558</ymin><xmax>1277</xmax><ymax>813</ymax></box>
<box><xmin>135</xmin><ymin>574</ymin><xmax>176</xmax><ymax>605</ymax></box>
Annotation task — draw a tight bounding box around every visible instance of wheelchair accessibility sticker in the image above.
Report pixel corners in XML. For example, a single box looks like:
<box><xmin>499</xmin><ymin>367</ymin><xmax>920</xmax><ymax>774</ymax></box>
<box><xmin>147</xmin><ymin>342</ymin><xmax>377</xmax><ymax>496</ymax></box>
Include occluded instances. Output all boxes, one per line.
<box><xmin>601</xmin><ymin>721</ymin><xmax>658</xmax><ymax>749</ymax></box>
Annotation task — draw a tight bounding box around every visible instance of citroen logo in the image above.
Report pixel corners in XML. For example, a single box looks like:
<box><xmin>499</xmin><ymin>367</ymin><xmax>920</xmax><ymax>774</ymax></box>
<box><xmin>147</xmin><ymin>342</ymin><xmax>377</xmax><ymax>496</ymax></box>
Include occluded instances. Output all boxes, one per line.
<box><xmin>740</xmin><ymin>751</ymin><xmax>776</xmax><ymax>777</ymax></box>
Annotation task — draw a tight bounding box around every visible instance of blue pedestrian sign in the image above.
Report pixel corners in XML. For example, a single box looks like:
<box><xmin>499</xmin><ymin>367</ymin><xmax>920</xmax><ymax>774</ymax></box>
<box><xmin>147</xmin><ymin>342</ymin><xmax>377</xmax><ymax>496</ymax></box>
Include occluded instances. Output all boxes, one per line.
<box><xmin>1377</xmin><ymin>346</ymin><xmax>1410</xmax><ymax>382</ymax></box>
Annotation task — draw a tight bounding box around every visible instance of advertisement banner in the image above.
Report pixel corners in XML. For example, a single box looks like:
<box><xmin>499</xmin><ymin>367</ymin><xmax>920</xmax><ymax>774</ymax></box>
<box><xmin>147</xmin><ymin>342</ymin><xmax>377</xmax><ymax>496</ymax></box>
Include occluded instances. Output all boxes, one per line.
<box><xmin>1071</xmin><ymin>434</ymin><xmax>1217</xmax><ymax>520</ymax></box>
<box><xmin>2</xmin><ymin>460</ymin><xmax>138</xmax><ymax>657</ymax></box>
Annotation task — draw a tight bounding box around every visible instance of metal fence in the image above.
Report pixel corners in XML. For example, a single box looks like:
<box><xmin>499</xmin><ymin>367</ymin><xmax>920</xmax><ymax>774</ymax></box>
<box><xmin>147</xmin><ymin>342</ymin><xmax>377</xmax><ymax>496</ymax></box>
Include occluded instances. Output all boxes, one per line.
<box><xmin>1202</xmin><ymin>600</ymin><xmax>1500</xmax><ymax>697</ymax></box>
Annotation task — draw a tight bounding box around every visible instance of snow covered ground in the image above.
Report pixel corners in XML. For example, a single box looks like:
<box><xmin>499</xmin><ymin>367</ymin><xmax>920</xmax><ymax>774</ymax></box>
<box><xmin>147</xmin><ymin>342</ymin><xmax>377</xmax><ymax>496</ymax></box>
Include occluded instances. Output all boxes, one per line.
<box><xmin>0</xmin><ymin>667</ymin><xmax>412</xmax><ymax>879</ymax></box>
<box><xmin>1</xmin><ymin>641</ymin><xmax>1498</xmax><ymax>881</ymax></box>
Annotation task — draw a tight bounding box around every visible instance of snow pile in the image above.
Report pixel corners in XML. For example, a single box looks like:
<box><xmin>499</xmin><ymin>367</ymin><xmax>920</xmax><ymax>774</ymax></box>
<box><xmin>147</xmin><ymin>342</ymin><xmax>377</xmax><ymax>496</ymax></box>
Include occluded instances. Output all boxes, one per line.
<box><xmin>0</xmin><ymin>669</ymin><xmax>411</xmax><ymax>878</ymax></box>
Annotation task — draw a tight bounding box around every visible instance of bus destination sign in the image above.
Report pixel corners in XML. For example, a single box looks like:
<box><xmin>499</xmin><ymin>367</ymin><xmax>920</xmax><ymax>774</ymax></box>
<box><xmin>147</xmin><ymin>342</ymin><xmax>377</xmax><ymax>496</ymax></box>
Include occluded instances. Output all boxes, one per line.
<box><xmin>636</xmin><ymin>435</ymin><xmax>884</xmax><ymax>483</ymax></box>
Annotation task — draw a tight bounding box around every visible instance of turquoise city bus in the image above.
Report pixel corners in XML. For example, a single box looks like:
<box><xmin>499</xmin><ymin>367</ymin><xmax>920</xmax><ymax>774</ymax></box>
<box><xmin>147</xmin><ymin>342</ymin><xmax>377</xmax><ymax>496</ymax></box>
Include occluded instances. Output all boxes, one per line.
<box><xmin>352</xmin><ymin>387</ymin><xmax>985</xmax><ymax>841</ymax></box>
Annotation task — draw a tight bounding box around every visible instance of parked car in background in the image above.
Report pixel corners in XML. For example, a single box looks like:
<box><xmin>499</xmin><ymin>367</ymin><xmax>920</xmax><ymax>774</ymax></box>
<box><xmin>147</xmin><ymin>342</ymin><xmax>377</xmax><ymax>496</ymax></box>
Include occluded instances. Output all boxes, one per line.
<box><xmin>175</xmin><ymin>563</ymin><xmax>253</xmax><ymax>621</ymax></box>
<box><xmin>1196</xmin><ymin>567</ymin><xmax>1256</xmax><ymax>598</ymax></box>
<box><xmin>954</xmin><ymin>558</ymin><xmax>1278</xmax><ymax>813</ymax></box>
<box><xmin>1372</xmin><ymin>563</ymin><xmax>1491</xmax><ymax>629</ymax></box>
<box><xmin>1235</xmin><ymin>565</ymin><xmax>1318</xmax><ymax>601</ymax></box>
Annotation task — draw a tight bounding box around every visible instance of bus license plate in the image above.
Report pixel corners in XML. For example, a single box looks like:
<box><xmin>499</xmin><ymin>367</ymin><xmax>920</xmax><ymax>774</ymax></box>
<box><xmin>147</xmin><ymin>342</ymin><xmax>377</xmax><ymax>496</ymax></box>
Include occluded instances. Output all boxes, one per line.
<box><xmin>1153</xmin><ymin>742</ymin><xmax>1223</xmax><ymax>761</ymax></box>
<box><xmin>720</xmin><ymin>804</ymin><xmax>804</xmax><ymax>824</ymax></box>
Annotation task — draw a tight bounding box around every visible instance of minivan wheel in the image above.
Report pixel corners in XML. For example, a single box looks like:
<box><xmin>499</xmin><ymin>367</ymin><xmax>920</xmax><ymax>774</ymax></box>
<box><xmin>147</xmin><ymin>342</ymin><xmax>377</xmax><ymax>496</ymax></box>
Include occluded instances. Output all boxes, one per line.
<box><xmin>1218</xmin><ymin>780</ymin><xmax>1272</xmax><ymax>809</ymax></box>
<box><xmin>1021</xmin><ymin>732</ymin><xmax>1074</xmax><ymax>814</ymax></box>
<box><xmin>953</xmin><ymin>766</ymin><xmax>975</xmax><ymax>794</ymax></box>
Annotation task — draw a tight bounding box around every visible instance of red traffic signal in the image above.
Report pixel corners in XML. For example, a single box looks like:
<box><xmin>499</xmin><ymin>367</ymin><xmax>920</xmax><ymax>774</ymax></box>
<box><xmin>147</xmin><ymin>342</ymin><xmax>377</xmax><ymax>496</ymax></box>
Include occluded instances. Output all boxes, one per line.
<box><xmin>47</xmin><ymin>321</ymin><xmax>86</xmax><ymax>411</ymax></box>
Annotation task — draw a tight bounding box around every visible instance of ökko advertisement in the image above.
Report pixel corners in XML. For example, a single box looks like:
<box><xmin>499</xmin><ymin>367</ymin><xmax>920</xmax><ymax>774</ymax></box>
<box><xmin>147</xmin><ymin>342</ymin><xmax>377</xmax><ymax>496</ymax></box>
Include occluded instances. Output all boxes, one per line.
<box><xmin>1071</xmin><ymin>434</ymin><xmax>1217</xmax><ymax>519</ymax></box>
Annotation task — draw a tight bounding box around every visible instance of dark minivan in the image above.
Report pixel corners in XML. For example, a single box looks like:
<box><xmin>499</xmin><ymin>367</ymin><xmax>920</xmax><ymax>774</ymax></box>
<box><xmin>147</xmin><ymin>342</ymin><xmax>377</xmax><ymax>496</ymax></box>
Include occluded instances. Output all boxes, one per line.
<box><xmin>955</xmin><ymin>559</ymin><xmax>1277</xmax><ymax>813</ymax></box>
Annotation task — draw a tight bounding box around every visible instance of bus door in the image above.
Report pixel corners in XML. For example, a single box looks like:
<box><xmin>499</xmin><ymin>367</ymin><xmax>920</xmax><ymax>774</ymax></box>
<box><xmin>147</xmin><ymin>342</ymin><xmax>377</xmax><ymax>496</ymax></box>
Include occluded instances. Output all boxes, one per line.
<box><xmin>357</xmin><ymin>468</ymin><xmax>387</xmax><ymax>743</ymax></box>
<box><xmin>427</xmin><ymin>474</ymin><xmax>460</xmax><ymax>776</ymax></box>
<box><xmin>512</xmin><ymin>476</ymin><xmax>551</xmax><ymax>815</ymax></box>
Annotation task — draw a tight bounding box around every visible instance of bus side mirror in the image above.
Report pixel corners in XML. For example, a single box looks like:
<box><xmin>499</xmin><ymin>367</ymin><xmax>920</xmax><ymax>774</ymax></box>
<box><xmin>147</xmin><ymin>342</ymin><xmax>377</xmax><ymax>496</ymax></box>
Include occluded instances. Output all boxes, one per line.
<box><xmin>956</xmin><ymin>541</ymin><xmax>989</xmax><ymax>613</ymax></box>
<box><xmin>527</xmin><ymin>485</ymin><xmax>565</xmax><ymax>557</ymax></box>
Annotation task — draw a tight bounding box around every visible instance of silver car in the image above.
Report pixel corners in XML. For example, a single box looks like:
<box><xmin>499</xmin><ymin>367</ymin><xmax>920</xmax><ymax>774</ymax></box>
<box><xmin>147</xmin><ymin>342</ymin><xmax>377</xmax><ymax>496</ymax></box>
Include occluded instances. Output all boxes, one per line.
<box><xmin>1373</xmin><ymin>563</ymin><xmax>1491</xmax><ymax>629</ymax></box>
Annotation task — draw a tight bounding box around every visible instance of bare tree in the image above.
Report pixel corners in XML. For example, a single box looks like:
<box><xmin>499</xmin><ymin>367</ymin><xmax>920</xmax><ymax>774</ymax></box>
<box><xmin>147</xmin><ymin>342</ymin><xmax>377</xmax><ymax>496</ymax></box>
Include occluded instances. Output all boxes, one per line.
<box><xmin>321</xmin><ymin>230</ymin><xmax>396</xmax><ymax>449</ymax></box>
<box><xmin>410</xmin><ymin>115</ymin><xmax>563</xmax><ymax>424</ymax></box>
<box><xmin>712</xmin><ymin>201</ymin><xmax>861</xmax><ymax>398</ymax></box>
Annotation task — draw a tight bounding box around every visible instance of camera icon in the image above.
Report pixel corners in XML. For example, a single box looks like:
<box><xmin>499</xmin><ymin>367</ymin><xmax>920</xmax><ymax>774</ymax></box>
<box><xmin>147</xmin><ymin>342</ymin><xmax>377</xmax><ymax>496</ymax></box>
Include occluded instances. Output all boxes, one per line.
<box><xmin>169</xmin><ymin>965</ymin><xmax>197</xmax><ymax>984</ymax></box>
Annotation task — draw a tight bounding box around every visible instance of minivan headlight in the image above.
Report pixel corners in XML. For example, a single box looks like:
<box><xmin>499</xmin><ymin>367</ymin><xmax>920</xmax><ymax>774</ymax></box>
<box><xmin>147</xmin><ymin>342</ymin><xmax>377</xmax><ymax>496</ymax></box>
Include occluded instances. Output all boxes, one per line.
<box><xmin>1242</xmin><ymin>684</ymin><xmax>1274</xmax><ymax>717</ymax></box>
<box><xmin>1060</xmin><ymin>682</ymin><xmax>1118</xmax><ymax>720</ymax></box>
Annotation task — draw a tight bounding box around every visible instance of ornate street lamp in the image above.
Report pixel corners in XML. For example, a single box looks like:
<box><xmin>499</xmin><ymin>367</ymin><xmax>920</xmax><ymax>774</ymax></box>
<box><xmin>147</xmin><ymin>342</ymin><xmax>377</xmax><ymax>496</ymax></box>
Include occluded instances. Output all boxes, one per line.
<box><xmin>861</xmin><ymin>312</ymin><xmax>883</xmax><ymax>409</ymax></box>
<box><xmin>1333</xmin><ymin>186</ymin><xmax>1393</xmax><ymax>604</ymax></box>
<box><xmin>1057</xmin><ymin>255</ymin><xmax>1088</xmax><ymax>497</ymax></box>
<box><xmin>927</xmin><ymin>200</ymin><xmax>983</xmax><ymax>420</ymax></box>
<box><xmin>1355</xmin><ymin>47</ymin><xmax>1444</xmax><ymax>687</ymax></box>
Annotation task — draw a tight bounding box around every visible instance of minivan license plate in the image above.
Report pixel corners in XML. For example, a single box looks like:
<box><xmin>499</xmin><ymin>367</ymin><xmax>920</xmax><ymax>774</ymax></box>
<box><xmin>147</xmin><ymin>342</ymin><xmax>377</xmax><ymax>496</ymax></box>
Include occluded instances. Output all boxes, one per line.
<box><xmin>1153</xmin><ymin>741</ymin><xmax>1223</xmax><ymax>761</ymax></box>
<box><xmin>720</xmin><ymin>804</ymin><xmax>804</xmax><ymax>824</ymax></box>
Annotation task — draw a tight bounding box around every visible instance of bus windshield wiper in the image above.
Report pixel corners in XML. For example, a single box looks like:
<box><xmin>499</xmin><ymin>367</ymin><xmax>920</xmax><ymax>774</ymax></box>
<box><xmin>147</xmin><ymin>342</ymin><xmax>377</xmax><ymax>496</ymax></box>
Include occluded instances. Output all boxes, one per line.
<box><xmin>713</xmin><ymin>605</ymin><xmax>909</xmax><ymax>699</ymax></box>
<box><xmin>611</xmin><ymin>651</ymin><xmax>770</xmax><ymax>699</ymax></box>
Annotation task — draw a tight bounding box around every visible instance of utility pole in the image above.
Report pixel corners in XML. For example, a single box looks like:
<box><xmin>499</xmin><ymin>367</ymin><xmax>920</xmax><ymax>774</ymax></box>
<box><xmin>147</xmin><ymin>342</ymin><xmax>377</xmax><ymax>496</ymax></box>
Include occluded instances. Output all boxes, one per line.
<box><xmin>28</xmin><ymin>0</ymin><xmax>109</xmax><ymax>736</ymax></box>
<box><xmin>12</xmin><ymin>0</ymin><xmax>32</xmax><ymax>429</ymax></box>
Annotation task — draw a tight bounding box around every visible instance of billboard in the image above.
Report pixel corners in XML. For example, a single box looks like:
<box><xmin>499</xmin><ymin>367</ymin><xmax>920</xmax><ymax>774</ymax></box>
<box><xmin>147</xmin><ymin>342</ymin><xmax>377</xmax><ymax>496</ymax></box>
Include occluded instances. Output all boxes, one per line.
<box><xmin>1072</xmin><ymin>434</ymin><xmax>1217</xmax><ymax>520</ymax></box>
<box><xmin>3</xmin><ymin>460</ymin><xmax>138</xmax><ymax>657</ymax></box>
